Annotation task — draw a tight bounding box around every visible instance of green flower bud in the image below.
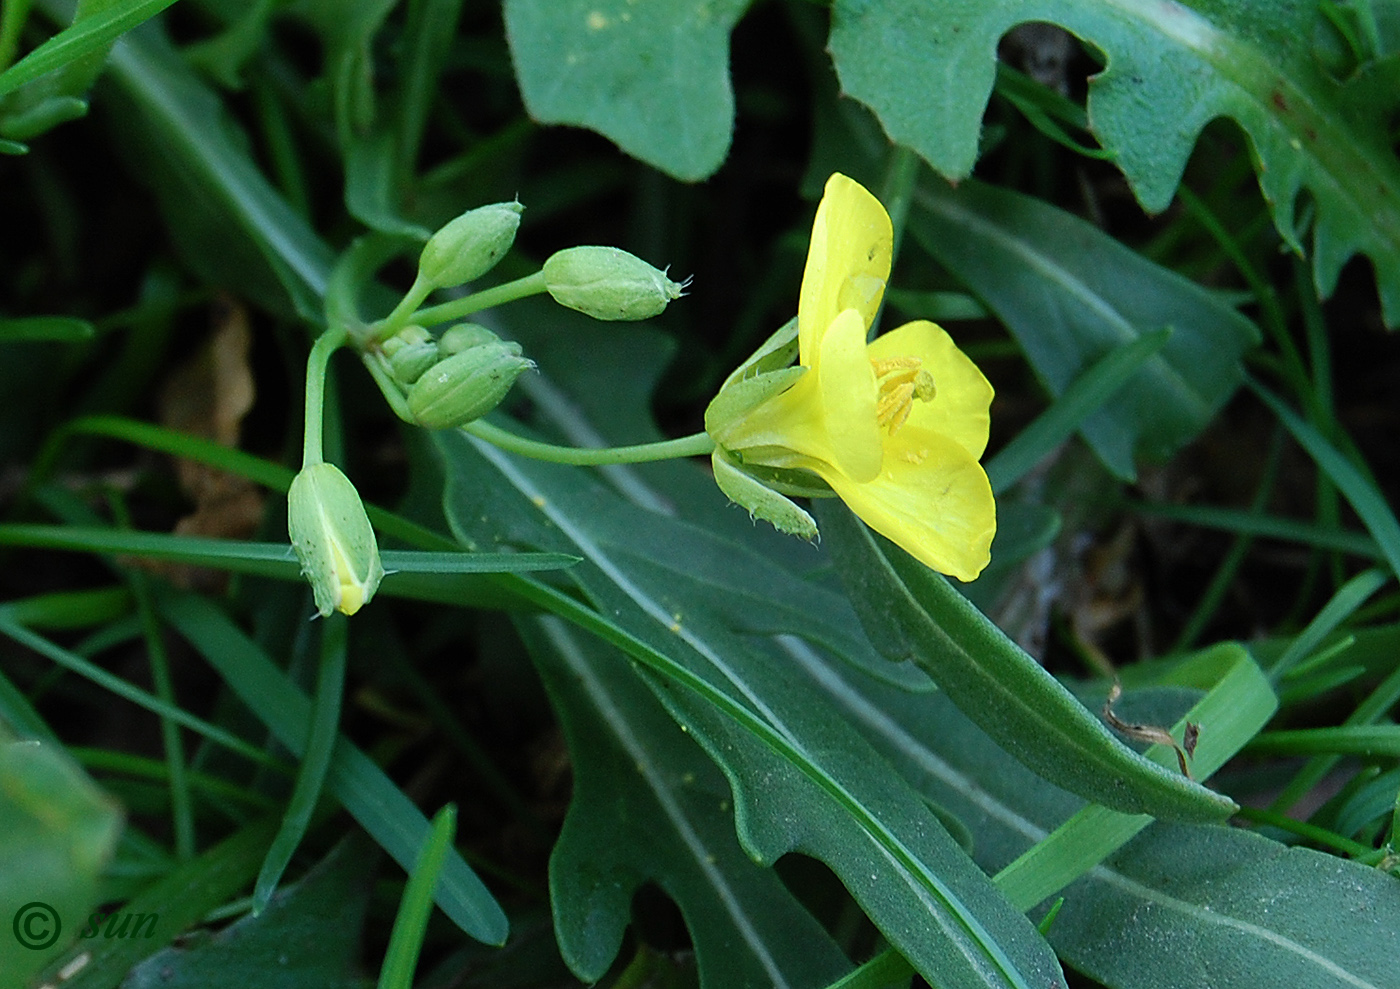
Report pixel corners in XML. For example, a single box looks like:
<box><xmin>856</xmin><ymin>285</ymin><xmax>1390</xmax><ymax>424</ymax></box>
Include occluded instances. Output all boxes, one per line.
<box><xmin>381</xmin><ymin>325</ymin><xmax>432</xmax><ymax>355</ymax></box>
<box><xmin>389</xmin><ymin>342</ymin><xmax>440</xmax><ymax>384</ymax></box>
<box><xmin>418</xmin><ymin>201</ymin><xmax>523</xmax><ymax>289</ymax></box>
<box><xmin>541</xmin><ymin>246</ymin><xmax>687</xmax><ymax>321</ymax></box>
<box><xmin>408</xmin><ymin>341</ymin><xmax>533</xmax><ymax>429</ymax></box>
<box><xmin>287</xmin><ymin>463</ymin><xmax>384</xmax><ymax>617</ymax></box>
<box><xmin>438</xmin><ymin>323</ymin><xmax>502</xmax><ymax>356</ymax></box>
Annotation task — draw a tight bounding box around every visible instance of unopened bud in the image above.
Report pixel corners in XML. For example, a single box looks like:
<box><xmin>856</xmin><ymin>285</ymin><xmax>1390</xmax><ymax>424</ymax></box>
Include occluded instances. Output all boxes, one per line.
<box><xmin>407</xmin><ymin>341</ymin><xmax>533</xmax><ymax>429</ymax></box>
<box><xmin>381</xmin><ymin>326</ymin><xmax>439</xmax><ymax>384</ymax></box>
<box><xmin>438</xmin><ymin>323</ymin><xmax>502</xmax><ymax>357</ymax></box>
<box><xmin>419</xmin><ymin>201</ymin><xmax>523</xmax><ymax>290</ymax></box>
<box><xmin>541</xmin><ymin>246</ymin><xmax>687</xmax><ymax>321</ymax></box>
<box><xmin>389</xmin><ymin>343</ymin><xmax>439</xmax><ymax>384</ymax></box>
<box><xmin>381</xmin><ymin>325</ymin><xmax>431</xmax><ymax>355</ymax></box>
<box><xmin>287</xmin><ymin>463</ymin><xmax>384</xmax><ymax>617</ymax></box>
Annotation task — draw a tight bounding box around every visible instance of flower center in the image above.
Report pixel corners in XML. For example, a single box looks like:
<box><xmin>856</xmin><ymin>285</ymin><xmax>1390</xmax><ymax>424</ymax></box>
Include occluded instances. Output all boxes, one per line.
<box><xmin>871</xmin><ymin>356</ymin><xmax>936</xmax><ymax>434</ymax></box>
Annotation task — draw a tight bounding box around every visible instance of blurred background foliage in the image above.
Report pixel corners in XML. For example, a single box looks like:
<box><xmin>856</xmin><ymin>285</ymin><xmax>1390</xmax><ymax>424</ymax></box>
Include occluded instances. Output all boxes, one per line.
<box><xmin>2</xmin><ymin>1</ymin><xmax>1400</xmax><ymax>987</ymax></box>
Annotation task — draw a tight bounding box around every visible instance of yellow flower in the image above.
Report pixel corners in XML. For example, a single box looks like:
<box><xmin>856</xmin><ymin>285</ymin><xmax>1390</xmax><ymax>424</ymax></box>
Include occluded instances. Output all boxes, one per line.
<box><xmin>708</xmin><ymin>173</ymin><xmax>996</xmax><ymax>581</ymax></box>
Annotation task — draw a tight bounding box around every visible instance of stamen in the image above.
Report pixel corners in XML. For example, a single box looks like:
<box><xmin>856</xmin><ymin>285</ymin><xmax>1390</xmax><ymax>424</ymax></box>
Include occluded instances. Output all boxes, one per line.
<box><xmin>870</xmin><ymin>355</ymin><xmax>937</xmax><ymax>435</ymax></box>
<box><xmin>876</xmin><ymin>382</ymin><xmax>915</xmax><ymax>429</ymax></box>
<box><xmin>871</xmin><ymin>356</ymin><xmax>921</xmax><ymax>377</ymax></box>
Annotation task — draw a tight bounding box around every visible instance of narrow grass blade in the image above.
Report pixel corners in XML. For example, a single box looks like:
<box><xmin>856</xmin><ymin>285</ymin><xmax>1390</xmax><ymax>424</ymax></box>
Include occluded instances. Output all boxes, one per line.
<box><xmin>253</xmin><ymin>615</ymin><xmax>347</xmax><ymax>914</ymax></box>
<box><xmin>0</xmin><ymin>0</ymin><xmax>181</xmax><ymax>96</ymax></box>
<box><xmin>1132</xmin><ymin>501</ymin><xmax>1382</xmax><ymax>559</ymax></box>
<box><xmin>156</xmin><ymin>588</ymin><xmax>508</xmax><ymax>945</ymax></box>
<box><xmin>1250</xmin><ymin>377</ymin><xmax>1400</xmax><ymax>577</ymax></box>
<box><xmin>377</xmin><ymin>804</ymin><xmax>457</xmax><ymax>989</ymax></box>
<box><xmin>1271</xmin><ymin>660</ymin><xmax>1400</xmax><ymax>814</ymax></box>
<box><xmin>1268</xmin><ymin>568</ymin><xmax>1388</xmax><ymax>682</ymax></box>
<box><xmin>42</xmin><ymin>816</ymin><xmax>278</xmax><ymax>989</ymax></box>
<box><xmin>0</xmin><ymin>612</ymin><xmax>281</xmax><ymax>768</ymax></box>
<box><xmin>56</xmin><ymin>413</ymin><xmax>293</xmax><ymax>489</ymax></box>
<box><xmin>0</xmin><ymin>525</ymin><xmax>576</xmax><ymax>575</ymax></box>
<box><xmin>985</xmin><ymin>328</ymin><xmax>1171</xmax><ymax>494</ymax></box>
<box><xmin>2</xmin><ymin>587</ymin><xmax>130</xmax><ymax>630</ymax></box>
<box><xmin>52</xmin><ymin>415</ymin><xmax>479</xmax><ymax>555</ymax></box>
<box><xmin>130</xmin><ymin>570</ymin><xmax>196</xmax><ymax>859</ymax></box>
<box><xmin>0</xmin><ymin>315</ymin><xmax>94</xmax><ymax>340</ymax></box>
<box><xmin>1250</xmin><ymin>725</ymin><xmax>1400</xmax><ymax>759</ymax></box>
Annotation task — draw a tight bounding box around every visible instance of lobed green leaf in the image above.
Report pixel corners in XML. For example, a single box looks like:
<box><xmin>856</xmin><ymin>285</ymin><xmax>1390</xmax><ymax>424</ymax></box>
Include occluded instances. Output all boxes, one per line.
<box><xmin>830</xmin><ymin>0</ymin><xmax>1400</xmax><ymax>324</ymax></box>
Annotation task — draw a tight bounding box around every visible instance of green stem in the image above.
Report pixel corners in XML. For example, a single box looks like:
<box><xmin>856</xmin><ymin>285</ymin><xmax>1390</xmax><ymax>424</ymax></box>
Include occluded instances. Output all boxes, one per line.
<box><xmin>362</xmin><ymin>352</ymin><xmax>418</xmax><ymax>426</ymax></box>
<box><xmin>400</xmin><ymin>271</ymin><xmax>548</xmax><ymax>332</ymax></box>
<box><xmin>464</xmin><ymin>419</ymin><xmax>714</xmax><ymax>465</ymax></box>
<box><xmin>378</xmin><ymin>272</ymin><xmax>433</xmax><ymax>339</ymax></box>
<box><xmin>302</xmin><ymin>326</ymin><xmax>347</xmax><ymax>467</ymax></box>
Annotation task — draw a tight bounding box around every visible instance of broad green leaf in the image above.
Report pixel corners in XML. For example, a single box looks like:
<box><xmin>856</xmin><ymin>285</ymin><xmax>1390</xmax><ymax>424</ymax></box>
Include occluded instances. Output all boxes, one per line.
<box><xmin>441</xmin><ymin>434</ymin><xmax>1064</xmax><ymax>988</ymax></box>
<box><xmin>445</xmin><ymin>428</ymin><xmax>924</xmax><ymax>691</ymax></box>
<box><xmin>0</xmin><ymin>729</ymin><xmax>123</xmax><ymax>986</ymax></box>
<box><xmin>818</xmin><ymin>501</ymin><xmax>1236</xmax><ymax>822</ymax></box>
<box><xmin>993</xmin><ymin>645</ymin><xmax>1276</xmax><ymax>912</ymax></box>
<box><xmin>503</xmin><ymin>0</ymin><xmax>751</xmax><ymax>181</ymax></box>
<box><xmin>797</xmin><ymin>646</ymin><xmax>1387</xmax><ymax>989</ymax></box>
<box><xmin>1048</xmin><ymin>823</ymin><xmax>1400</xmax><ymax>989</ymax></box>
<box><xmin>908</xmin><ymin>177</ymin><xmax>1259</xmax><ymax>480</ymax></box>
<box><xmin>122</xmin><ymin>837</ymin><xmax>372</xmax><ymax>989</ymax></box>
<box><xmin>520</xmin><ymin>614</ymin><xmax>851</xmax><ymax>989</ymax></box>
<box><xmin>829</xmin><ymin>0</ymin><xmax>1400</xmax><ymax>325</ymax></box>
<box><xmin>638</xmin><ymin>627</ymin><xmax>1064</xmax><ymax>989</ymax></box>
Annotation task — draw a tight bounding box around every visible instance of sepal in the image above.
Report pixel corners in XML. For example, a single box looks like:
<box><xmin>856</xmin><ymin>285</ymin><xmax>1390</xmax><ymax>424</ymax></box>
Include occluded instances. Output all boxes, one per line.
<box><xmin>711</xmin><ymin>449</ymin><xmax>818</xmax><ymax>541</ymax></box>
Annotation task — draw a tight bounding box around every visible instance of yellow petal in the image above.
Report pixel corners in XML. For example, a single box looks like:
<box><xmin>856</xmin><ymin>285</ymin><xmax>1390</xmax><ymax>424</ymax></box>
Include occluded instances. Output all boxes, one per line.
<box><xmin>868</xmin><ymin>320</ymin><xmax>994</xmax><ymax>459</ymax></box>
<box><xmin>815</xmin><ymin>307</ymin><xmax>883</xmax><ymax>481</ymax></box>
<box><xmin>724</xmin><ymin>308</ymin><xmax>882</xmax><ymax>481</ymax></box>
<box><xmin>798</xmin><ymin>174</ymin><xmax>892</xmax><ymax>363</ymax></box>
<box><xmin>822</xmin><ymin>427</ymin><xmax>996</xmax><ymax>582</ymax></box>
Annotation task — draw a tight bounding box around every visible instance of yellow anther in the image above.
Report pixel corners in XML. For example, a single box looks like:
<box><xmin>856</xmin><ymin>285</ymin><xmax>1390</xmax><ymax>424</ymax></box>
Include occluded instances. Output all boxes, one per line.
<box><xmin>876</xmin><ymin>382</ymin><xmax>916</xmax><ymax>431</ymax></box>
<box><xmin>871</xmin><ymin>356</ymin><xmax>921</xmax><ymax>377</ymax></box>
<box><xmin>871</xmin><ymin>356</ymin><xmax>937</xmax><ymax>435</ymax></box>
